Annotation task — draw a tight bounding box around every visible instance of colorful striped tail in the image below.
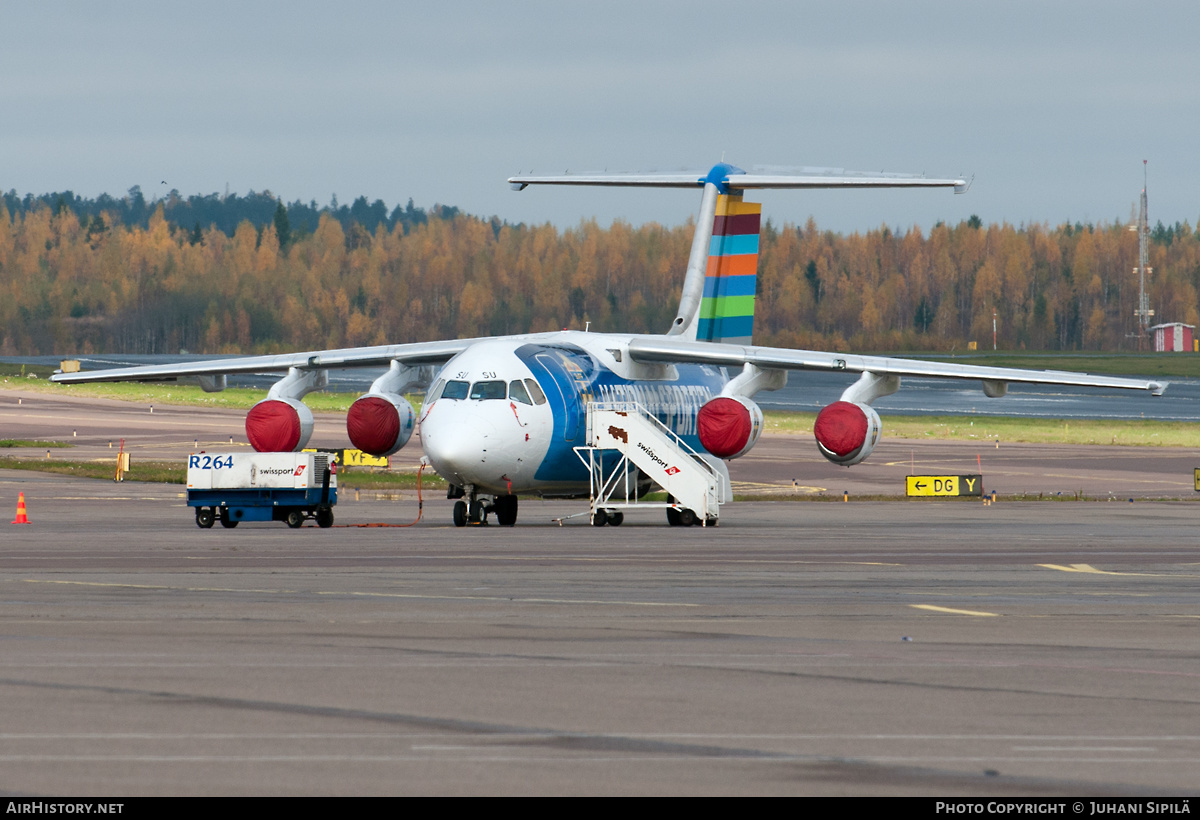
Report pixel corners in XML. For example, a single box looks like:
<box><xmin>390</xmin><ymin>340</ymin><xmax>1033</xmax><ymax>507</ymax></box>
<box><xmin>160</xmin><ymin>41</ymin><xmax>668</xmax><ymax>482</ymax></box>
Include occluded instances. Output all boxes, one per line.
<box><xmin>696</xmin><ymin>194</ymin><xmax>760</xmax><ymax>344</ymax></box>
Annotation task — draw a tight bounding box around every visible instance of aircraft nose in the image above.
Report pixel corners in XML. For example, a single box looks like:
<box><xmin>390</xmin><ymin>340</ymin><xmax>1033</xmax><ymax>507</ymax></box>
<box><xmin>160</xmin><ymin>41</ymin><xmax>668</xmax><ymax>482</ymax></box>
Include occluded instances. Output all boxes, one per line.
<box><xmin>420</xmin><ymin>402</ymin><xmax>499</xmax><ymax>485</ymax></box>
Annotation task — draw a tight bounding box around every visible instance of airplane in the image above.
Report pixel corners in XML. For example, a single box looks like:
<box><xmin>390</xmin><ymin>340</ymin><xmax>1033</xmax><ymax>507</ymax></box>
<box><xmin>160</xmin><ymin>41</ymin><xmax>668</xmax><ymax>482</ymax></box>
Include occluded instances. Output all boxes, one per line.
<box><xmin>50</xmin><ymin>162</ymin><xmax>1167</xmax><ymax>527</ymax></box>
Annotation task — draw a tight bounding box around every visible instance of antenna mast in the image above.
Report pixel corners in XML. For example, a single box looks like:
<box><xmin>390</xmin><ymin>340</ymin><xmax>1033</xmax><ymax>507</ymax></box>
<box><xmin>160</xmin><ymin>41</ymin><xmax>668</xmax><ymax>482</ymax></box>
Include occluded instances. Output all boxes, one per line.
<box><xmin>1132</xmin><ymin>160</ymin><xmax>1154</xmax><ymax>348</ymax></box>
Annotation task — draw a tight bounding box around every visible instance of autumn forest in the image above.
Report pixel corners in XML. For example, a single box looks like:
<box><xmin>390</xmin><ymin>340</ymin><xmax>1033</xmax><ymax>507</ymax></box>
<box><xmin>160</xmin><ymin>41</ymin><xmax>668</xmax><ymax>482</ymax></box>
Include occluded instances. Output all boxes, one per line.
<box><xmin>2</xmin><ymin>190</ymin><xmax>1199</xmax><ymax>357</ymax></box>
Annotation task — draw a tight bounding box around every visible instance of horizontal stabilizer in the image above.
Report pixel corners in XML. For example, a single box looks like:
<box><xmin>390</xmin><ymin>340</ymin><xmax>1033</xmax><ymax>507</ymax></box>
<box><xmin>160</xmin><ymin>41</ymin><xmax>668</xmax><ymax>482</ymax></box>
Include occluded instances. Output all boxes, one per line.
<box><xmin>510</xmin><ymin>164</ymin><xmax>967</xmax><ymax>194</ymax></box>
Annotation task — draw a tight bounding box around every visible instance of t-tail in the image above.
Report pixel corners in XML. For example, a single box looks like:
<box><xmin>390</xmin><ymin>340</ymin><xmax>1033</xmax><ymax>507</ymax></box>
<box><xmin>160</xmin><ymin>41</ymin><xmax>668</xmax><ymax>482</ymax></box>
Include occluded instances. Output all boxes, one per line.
<box><xmin>508</xmin><ymin>162</ymin><xmax>968</xmax><ymax>344</ymax></box>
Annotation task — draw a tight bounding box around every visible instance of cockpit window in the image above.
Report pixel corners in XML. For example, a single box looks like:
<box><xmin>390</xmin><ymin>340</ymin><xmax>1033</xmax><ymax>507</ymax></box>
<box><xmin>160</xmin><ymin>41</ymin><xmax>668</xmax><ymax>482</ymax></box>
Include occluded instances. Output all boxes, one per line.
<box><xmin>509</xmin><ymin>380</ymin><xmax>532</xmax><ymax>405</ymax></box>
<box><xmin>425</xmin><ymin>379</ymin><xmax>446</xmax><ymax>403</ymax></box>
<box><xmin>525</xmin><ymin>378</ymin><xmax>547</xmax><ymax>406</ymax></box>
<box><xmin>469</xmin><ymin>380</ymin><xmax>507</xmax><ymax>400</ymax></box>
<box><xmin>441</xmin><ymin>380</ymin><xmax>469</xmax><ymax>400</ymax></box>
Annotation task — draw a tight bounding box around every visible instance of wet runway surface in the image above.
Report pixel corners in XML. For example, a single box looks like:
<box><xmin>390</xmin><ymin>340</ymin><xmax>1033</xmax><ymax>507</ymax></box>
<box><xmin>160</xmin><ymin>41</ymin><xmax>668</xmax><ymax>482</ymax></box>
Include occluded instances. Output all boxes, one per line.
<box><xmin>0</xmin><ymin>391</ymin><xmax>1198</xmax><ymax>795</ymax></box>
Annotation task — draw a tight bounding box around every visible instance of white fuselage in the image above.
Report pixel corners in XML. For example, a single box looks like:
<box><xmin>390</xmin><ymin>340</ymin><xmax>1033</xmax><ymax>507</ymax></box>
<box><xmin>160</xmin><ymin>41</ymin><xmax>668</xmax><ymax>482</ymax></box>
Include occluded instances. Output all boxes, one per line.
<box><xmin>418</xmin><ymin>333</ymin><xmax>726</xmax><ymax>497</ymax></box>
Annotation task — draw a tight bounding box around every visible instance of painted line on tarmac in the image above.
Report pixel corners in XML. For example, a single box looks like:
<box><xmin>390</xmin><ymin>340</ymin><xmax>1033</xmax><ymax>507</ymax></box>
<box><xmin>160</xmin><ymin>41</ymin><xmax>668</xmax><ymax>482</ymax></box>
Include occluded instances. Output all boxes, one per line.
<box><xmin>910</xmin><ymin>604</ymin><xmax>1000</xmax><ymax>617</ymax></box>
<box><xmin>732</xmin><ymin>481</ymin><xmax>827</xmax><ymax>493</ymax></box>
<box><xmin>1011</xmin><ymin>745</ymin><xmax>1158</xmax><ymax>752</ymax></box>
<box><xmin>1039</xmin><ymin>563</ymin><xmax>1180</xmax><ymax>577</ymax></box>
<box><xmin>320</xmin><ymin>590</ymin><xmax>697</xmax><ymax>607</ymax></box>
<box><xmin>421</xmin><ymin>554</ymin><xmax>903</xmax><ymax>566</ymax></box>
<box><xmin>21</xmin><ymin>579</ymin><xmax>696</xmax><ymax>607</ymax></box>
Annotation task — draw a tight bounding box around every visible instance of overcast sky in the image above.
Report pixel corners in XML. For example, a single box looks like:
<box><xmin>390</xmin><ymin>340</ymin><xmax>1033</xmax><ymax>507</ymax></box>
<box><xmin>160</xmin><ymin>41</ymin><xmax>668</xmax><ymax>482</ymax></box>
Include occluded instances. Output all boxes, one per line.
<box><xmin>3</xmin><ymin>1</ymin><xmax>1197</xmax><ymax>234</ymax></box>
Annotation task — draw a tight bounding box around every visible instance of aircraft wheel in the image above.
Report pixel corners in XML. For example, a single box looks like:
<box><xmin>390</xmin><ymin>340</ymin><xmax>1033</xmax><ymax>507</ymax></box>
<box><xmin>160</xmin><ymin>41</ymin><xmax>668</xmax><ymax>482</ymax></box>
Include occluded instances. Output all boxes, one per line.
<box><xmin>469</xmin><ymin>501</ymin><xmax>487</xmax><ymax>524</ymax></box>
<box><xmin>666</xmin><ymin>507</ymin><xmax>682</xmax><ymax>526</ymax></box>
<box><xmin>495</xmin><ymin>495</ymin><xmax>518</xmax><ymax>526</ymax></box>
<box><xmin>607</xmin><ymin>511</ymin><xmax>624</xmax><ymax>527</ymax></box>
<box><xmin>678</xmin><ymin>508</ymin><xmax>698</xmax><ymax>527</ymax></box>
<box><xmin>591</xmin><ymin>510</ymin><xmax>608</xmax><ymax>526</ymax></box>
<box><xmin>195</xmin><ymin>508</ymin><xmax>215</xmax><ymax>529</ymax></box>
<box><xmin>285</xmin><ymin>510</ymin><xmax>305</xmax><ymax>529</ymax></box>
<box><xmin>316</xmin><ymin>508</ymin><xmax>334</xmax><ymax>529</ymax></box>
<box><xmin>453</xmin><ymin>500</ymin><xmax>468</xmax><ymax>527</ymax></box>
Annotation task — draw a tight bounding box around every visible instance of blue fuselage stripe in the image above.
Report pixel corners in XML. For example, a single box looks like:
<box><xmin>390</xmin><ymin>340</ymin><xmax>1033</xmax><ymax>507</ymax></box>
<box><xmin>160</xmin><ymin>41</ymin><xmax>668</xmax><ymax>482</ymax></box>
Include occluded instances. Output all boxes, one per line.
<box><xmin>513</xmin><ymin>343</ymin><xmax>724</xmax><ymax>484</ymax></box>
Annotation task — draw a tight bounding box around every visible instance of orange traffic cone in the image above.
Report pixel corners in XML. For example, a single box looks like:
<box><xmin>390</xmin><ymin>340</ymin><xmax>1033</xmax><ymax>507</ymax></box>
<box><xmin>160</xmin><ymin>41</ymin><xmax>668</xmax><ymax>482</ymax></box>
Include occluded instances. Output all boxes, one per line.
<box><xmin>11</xmin><ymin>492</ymin><xmax>29</xmax><ymax>524</ymax></box>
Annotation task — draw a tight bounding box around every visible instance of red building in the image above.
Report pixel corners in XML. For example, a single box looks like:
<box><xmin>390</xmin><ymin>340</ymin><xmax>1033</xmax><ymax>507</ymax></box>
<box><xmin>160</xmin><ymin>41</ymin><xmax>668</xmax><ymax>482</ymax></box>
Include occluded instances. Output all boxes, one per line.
<box><xmin>1150</xmin><ymin>323</ymin><xmax>1195</xmax><ymax>352</ymax></box>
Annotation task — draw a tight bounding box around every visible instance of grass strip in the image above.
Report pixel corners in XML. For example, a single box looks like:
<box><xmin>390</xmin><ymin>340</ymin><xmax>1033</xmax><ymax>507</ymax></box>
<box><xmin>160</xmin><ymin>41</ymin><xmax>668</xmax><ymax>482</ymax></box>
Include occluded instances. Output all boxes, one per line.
<box><xmin>0</xmin><ymin>440</ymin><xmax>72</xmax><ymax>448</ymax></box>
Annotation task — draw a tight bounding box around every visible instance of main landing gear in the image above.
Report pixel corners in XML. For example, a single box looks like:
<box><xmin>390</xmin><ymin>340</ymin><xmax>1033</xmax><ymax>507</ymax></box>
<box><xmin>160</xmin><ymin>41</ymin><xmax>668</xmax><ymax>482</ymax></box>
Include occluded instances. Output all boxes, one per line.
<box><xmin>450</xmin><ymin>485</ymin><xmax>518</xmax><ymax>527</ymax></box>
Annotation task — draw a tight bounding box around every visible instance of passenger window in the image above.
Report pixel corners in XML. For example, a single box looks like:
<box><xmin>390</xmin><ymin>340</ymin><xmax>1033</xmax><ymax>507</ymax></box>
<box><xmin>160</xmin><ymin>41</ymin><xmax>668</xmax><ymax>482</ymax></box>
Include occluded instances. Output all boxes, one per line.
<box><xmin>442</xmin><ymin>380</ymin><xmax>469</xmax><ymax>400</ymax></box>
<box><xmin>469</xmin><ymin>380</ymin><xmax>506</xmax><ymax>400</ymax></box>
<box><xmin>525</xmin><ymin>378</ymin><xmax>547</xmax><ymax>405</ymax></box>
<box><xmin>509</xmin><ymin>380</ymin><xmax>532</xmax><ymax>405</ymax></box>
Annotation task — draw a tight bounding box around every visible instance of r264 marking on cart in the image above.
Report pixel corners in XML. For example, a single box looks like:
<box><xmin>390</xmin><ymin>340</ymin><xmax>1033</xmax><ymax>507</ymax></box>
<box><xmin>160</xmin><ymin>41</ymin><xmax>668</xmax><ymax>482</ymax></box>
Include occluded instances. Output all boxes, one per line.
<box><xmin>189</xmin><ymin>454</ymin><xmax>235</xmax><ymax>470</ymax></box>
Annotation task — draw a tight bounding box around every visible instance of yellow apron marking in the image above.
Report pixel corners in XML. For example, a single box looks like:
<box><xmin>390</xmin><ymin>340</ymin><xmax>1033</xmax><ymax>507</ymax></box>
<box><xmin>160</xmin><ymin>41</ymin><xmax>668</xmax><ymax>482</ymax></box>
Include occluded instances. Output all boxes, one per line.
<box><xmin>1038</xmin><ymin>563</ymin><xmax>1177</xmax><ymax>577</ymax></box>
<box><xmin>911</xmin><ymin>604</ymin><xmax>1000</xmax><ymax>617</ymax></box>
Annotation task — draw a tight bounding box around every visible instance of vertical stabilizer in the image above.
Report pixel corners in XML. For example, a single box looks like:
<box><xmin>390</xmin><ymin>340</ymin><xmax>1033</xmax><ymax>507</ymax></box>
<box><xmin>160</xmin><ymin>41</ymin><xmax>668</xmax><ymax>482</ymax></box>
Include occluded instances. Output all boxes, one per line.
<box><xmin>667</xmin><ymin>181</ymin><xmax>720</xmax><ymax>339</ymax></box>
<box><xmin>506</xmin><ymin>161</ymin><xmax>964</xmax><ymax>344</ymax></box>
<box><xmin>697</xmin><ymin>194</ymin><xmax>760</xmax><ymax>344</ymax></box>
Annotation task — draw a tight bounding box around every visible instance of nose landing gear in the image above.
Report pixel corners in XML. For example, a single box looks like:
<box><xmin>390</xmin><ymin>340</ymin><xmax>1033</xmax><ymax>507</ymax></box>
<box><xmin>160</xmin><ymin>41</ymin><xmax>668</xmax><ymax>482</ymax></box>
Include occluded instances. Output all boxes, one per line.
<box><xmin>451</xmin><ymin>489</ymin><xmax>519</xmax><ymax>527</ymax></box>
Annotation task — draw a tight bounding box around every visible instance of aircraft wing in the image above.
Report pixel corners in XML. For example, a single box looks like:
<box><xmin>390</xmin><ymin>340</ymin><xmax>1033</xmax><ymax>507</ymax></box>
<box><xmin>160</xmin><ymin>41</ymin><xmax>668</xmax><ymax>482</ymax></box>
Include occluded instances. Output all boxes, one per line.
<box><xmin>626</xmin><ymin>337</ymin><xmax>1168</xmax><ymax>395</ymax></box>
<box><xmin>49</xmin><ymin>338</ymin><xmax>476</xmax><ymax>385</ymax></box>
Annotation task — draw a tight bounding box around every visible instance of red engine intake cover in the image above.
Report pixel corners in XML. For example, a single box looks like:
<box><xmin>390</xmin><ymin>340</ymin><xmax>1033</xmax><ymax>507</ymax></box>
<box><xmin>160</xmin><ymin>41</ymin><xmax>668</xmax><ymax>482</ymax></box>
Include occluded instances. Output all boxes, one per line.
<box><xmin>246</xmin><ymin>400</ymin><xmax>303</xmax><ymax>452</ymax></box>
<box><xmin>813</xmin><ymin>400</ymin><xmax>868</xmax><ymax>457</ymax></box>
<box><xmin>347</xmin><ymin>395</ymin><xmax>414</xmax><ymax>456</ymax></box>
<box><xmin>697</xmin><ymin>396</ymin><xmax>762</xmax><ymax>460</ymax></box>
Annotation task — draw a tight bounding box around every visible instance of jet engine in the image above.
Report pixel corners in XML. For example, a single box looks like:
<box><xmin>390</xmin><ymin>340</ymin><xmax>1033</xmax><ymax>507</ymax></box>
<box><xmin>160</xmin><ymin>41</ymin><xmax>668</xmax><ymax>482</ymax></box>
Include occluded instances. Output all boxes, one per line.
<box><xmin>697</xmin><ymin>395</ymin><xmax>764</xmax><ymax>459</ymax></box>
<box><xmin>813</xmin><ymin>400</ymin><xmax>881</xmax><ymax>466</ymax></box>
<box><xmin>245</xmin><ymin>397</ymin><xmax>314</xmax><ymax>452</ymax></box>
<box><xmin>346</xmin><ymin>393</ymin><xmax>416</xmax><ymax>457</ymax></box>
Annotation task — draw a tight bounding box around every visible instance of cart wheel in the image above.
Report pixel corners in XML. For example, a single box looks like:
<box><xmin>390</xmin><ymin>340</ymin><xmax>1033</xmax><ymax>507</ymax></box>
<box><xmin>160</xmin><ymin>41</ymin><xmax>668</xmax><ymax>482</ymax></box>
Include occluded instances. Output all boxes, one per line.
<box><xmin>316</xmin><ymin>508</ymin><xmax>334</xmax><ymax>529</ymax></box>
<box><xmin>607</xmin><ymin>511</ymin><xmax>624</xmax><ymax>526</ymax></box>
<box><xmin>285</xmin><ymin>510</ymin><xmax>305</xmax><ymax>528</ymax></box>
<box><xmin>195</xmin><ymin>508</ymin><xmax>215</xmax><ymax>529</ymax></box>
<box><xmin>678</xmin><ymin>508</ymin><xmax>698</xmax><ymax>527</ymax></box>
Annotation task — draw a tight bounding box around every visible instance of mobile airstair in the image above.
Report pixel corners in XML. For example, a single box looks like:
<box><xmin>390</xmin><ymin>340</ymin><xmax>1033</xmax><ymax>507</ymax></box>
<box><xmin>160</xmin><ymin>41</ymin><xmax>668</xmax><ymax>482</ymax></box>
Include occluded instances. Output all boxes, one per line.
<box><xmin>571</xmin><ymin>402</ymin><xmax>726</xmax><ymax>526</ymax></box>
